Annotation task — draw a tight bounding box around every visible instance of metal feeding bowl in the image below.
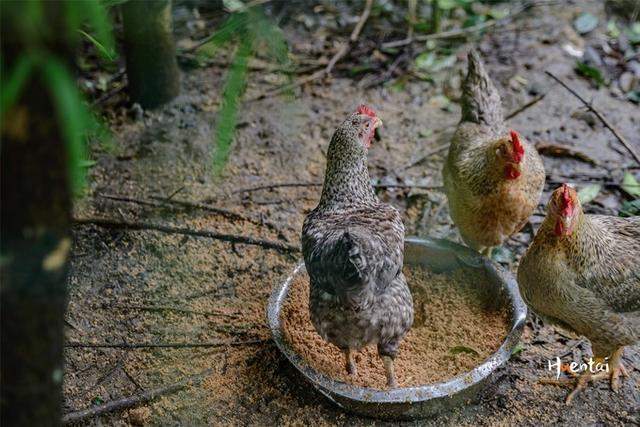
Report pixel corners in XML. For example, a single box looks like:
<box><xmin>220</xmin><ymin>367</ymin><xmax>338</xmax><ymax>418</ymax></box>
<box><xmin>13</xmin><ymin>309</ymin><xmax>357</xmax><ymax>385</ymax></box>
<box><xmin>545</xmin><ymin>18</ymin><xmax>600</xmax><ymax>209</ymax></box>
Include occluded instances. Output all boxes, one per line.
<box><xmin>267</xmin><ymin>237</ymin><xmax>527</xmax><ymax>420</ymax></box>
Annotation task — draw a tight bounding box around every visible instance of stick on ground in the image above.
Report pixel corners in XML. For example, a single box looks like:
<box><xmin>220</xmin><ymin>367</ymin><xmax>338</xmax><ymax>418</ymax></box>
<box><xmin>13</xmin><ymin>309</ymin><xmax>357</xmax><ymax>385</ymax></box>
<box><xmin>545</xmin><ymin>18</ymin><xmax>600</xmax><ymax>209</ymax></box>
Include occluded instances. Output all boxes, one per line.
<box><xmin>505</xmin><ymin>92</ymin><xmax>546</xmax><ymax>120</ymax></box>
<box><xmin>61</xmin><ymin>369</ymin><xmax>213</xmax><ymax>424</ymax></box>
<box><xmin>232</xmin><ymin>182</ymin><xmax>442</xmax><ymax>194</ymax></box>
<box><xmin>544</xmin><ymin>71</ymin><xmax>640</xmax><ymax>165</ymax></box>
<box><xmin>65</xmin><ymin>339</ymin><xmax>267</xmax><ymax>349</ymax></box>
<box><xmin>109</xmin><ymin>304</ymin><xmax>241</xmax><ymax>319</ymax></box>
<box><xmin>73</xmin><ymin>217</ymin><xmax>299</xmax><ymax>254</ymax></box>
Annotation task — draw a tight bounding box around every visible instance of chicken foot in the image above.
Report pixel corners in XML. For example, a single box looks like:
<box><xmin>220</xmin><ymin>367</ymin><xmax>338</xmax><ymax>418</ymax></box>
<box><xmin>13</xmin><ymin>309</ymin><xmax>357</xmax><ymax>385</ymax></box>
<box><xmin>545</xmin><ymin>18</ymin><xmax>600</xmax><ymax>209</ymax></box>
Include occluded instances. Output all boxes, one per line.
<box><xmin>539</xmin><ymin>347</ymin><xmax>629</xmax><ymax>405</ymax></box>
<box><xmin>382</xmin><ymin>355</ymin><xmax>397</xmax><ymax>388</ymax></box>
<box><xmin>344</xmin><ymin>349</ymin><xmax>357</xmax><ymax>376</ymax></box>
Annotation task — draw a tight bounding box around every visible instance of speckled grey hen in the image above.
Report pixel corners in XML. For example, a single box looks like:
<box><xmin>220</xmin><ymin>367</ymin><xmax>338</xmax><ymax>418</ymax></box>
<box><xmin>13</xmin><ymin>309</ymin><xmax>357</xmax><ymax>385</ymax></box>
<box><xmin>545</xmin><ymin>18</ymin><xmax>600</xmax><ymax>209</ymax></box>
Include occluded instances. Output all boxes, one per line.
<box><xmin>442</xmin><ymin>50</ymin><xmax>545</xmax><ymax>256</ymax></box>
<box><xmin>518</xmin><ymin>184</ymin><xmax>640</xmax><ymax>404</ymax></box>
<box><xmin>301</xmin><ymin>105</ymin><xmax>413</xmax><ymax>388</ymax></box>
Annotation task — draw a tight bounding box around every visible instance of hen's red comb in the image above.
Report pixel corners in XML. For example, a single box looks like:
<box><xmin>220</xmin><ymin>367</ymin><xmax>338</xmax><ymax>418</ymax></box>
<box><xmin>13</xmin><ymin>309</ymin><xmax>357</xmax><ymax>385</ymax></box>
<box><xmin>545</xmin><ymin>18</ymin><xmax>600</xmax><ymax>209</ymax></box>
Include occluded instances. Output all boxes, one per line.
<box><xmin>357</xmin><ymin>104</ymin><xmax>376</xmax><ymax>118</ymax></box>
<box><xmin>510</xmin><ymin>130</ymin><xmax>525</xmax><ymax>163</ymax></box>
<box><xmin>560</xmin><ymin>184</ymin><xmax>575</xmax><ymax>216</ymax></box>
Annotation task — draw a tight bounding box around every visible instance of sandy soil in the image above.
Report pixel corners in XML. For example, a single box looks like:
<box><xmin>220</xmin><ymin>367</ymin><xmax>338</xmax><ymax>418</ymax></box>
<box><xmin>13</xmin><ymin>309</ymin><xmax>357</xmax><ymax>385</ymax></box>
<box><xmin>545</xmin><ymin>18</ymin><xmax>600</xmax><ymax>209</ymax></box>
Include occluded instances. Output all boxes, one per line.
<box><xmin>65</xmin><ymin>0</ymin><xmax>639</xmax><ymax>425</ymax></box>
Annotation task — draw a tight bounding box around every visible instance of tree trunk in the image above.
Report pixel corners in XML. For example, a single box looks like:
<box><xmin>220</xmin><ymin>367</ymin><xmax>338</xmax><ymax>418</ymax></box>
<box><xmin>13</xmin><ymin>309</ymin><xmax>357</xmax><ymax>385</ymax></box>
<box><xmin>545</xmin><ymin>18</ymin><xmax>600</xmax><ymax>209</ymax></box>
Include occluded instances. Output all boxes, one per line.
<box><xmin>122</xmin><ymin>0</ymin><xmax>180</xmax><ymax>109</ymax></box>
<box><xmin>1</xmin><ymin>14</ymin><xmax>72</xmax><ymax>427</ymax></box>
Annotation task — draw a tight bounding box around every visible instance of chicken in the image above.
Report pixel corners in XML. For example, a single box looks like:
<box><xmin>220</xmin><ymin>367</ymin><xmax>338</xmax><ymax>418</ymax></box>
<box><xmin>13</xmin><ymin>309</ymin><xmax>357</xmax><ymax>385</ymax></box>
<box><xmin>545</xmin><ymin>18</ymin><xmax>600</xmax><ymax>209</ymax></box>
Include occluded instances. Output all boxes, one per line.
<box><xmin>301</xmin><ymin>105</ymin><xmax>414</xmax><ymax>388</ymax></box>
<box><xmin>518</xmin><ymin>184</ymin><xmax>640</xmax><ymax>404</ymax></box>
<box><xmin>442</xmin><ymin>50</ymin><xmax>545</xmax><ymax>256</ymax></box>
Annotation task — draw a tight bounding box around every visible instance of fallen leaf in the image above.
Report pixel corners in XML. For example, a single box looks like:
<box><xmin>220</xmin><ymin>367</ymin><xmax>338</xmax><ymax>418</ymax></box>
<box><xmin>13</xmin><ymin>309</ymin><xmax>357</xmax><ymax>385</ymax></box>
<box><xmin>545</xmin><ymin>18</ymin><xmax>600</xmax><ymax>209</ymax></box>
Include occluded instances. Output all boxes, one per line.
<box><xmin>535</xmin><ymin>142</ymin><xmax>598</xmax><ymax>165</ymax></box>
<box><xmin>621</xmin><ymin>172</ymin><xmax>640</xmax><ymax>198</ymax></box>
<box><xmin>619</xmin><ymin>199</ymin><xmax>640</xmax><ymax>217</ymax></box>
<box><xmin>511</xmin><ymin>342</ymin><xmax>526</xmax><ymax>356</ymax></box>
<box><xmin>577</xmin><ymin>184</ymin><xmax>601</xmax><ymax>204</ymax></box>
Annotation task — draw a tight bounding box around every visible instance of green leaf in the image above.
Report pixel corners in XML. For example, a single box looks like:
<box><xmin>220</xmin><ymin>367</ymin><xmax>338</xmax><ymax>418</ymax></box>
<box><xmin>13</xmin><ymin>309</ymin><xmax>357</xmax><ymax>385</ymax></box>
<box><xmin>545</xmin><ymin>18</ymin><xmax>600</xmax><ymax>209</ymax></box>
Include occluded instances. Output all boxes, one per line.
<box><xmin>0</xmin><ymin>54</ymin><xmax>36</xmax><ymax>119</ymax></box>
<box><xmin>415</xmin><ymin>52</ymin><xmax>436</xmax><ymax>70</ymax></box>
<box><xmin>577</xmin><ymin>184</ymin><xmax>601</xmax><ymax>204</ymax></box>
<box><xmin>415</xmin><ymin>52</ymin><xmax>456</xmax><ymax>72</ymax></box>
<box><xmin>82</xmin><ymin>0</ymin><xmax>115</xmax><ymax>55</ymax></box>
<box><xmin>574</xmin><ymin>12</ymin><xmax>598</xmax><ymax>35</ymax></box>
<box><xmin>619</xmin><ymin>199</ymin><xmax>640</xmax><ymax>217</ymax></box>
<box><xmin>607</xmin><ymin>19</ymin><xmax>620</xmax><ymax>38</ymax></box>
<box><xmin>212</xmin><ymin>37</ymin><xmax>252</xmax><ymax>176</ymax></box>
<box><xmin>79</xmin><ymin>159</ymin><xmax>97</xmax><ymax>168</ymax></box>
<box><xmin>195</xmin><ymin>13</ymin><xmax>249</xmax><ymax>54</ymax></box>
<box><xmin>450</xmin><ymin>345</ymin><xmax>479</xmax><ymax>356</ymax></box>
<box><xmin>42</xmin><ymin>57</ymin><xmax>95</xmax><ymax>192</ymax></box>
<box><xmin>488</xmin><ymin>7</ymin><xmax>509</xmax><ymax>20</ymax></box>
<box><xmin>248</xmin><ymin>8</ymin><xmax>289</xmax><ymax>66</ymax></box>
<box><xmin>437</xmin><ymin>0</ymin><xmax>458</xmax><ymax>10</ymax></box>
<box><xmin>621</xmin><ymin>172</ymin><xmax>640</xmax><ymax>198</ymax></box>
<box><xmin>511</xmin><ymin>342</ymin><xmax>525</xmax><ymax>356</ymax></box>
<box><xmin>627</xmin><ymin>22</ymin><xmax>640</xmax><ymax>44</ymax></box>
<box><xmin>78</xmin><ymin>29</ymin><xmax>115</xmax><ymax>61</ymax></box>
<box><xmin>575</xmin><ymin>61</ymin><xmax>605</xmax><ymax>87</ymax></box>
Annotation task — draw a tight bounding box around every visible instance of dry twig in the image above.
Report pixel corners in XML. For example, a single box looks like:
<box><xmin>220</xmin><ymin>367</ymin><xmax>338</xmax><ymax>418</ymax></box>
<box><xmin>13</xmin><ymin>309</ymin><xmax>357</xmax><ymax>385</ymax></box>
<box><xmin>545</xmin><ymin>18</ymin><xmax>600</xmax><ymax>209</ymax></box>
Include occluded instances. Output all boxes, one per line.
<box><xmin>65</xmin><ymin>339</ymin><xmax>266</xmax><ymax>349</ymax></box>
<box><xmin>505</xmin><ymin>92</ymin><xmax>546</xmax><ymax>120</ymax></box>
<box><xmin>61</xmin><ymin>369</ymin><xmax>213</xmax><ymax>424</ymax></box>
<box><xmin>402</xmin><ymin>143</ymin><xmax>450</xmax><ymax>170</ymax></box>
<box><xmin>109</xmin><ymin>304</ymin><xmax>240</xmax><ymax>319</ymax></box>
<box><xmin>544</xmin><ymin>71</ymin><xmax>640</xmax><ymax>165</ymax></box>
<box><xmin>233</xmin><ymin>181</ymin><xmax>442</xmax><ymax>194</ymax></box>
<box><xmin>74</xmin><ymin>217</ymin><xmax>299</xmax><ymax>254</ymax></box>
<box><xmin>98</xmin><ymin>193</ymin><xmax>285</xmax><ymax>236</ymax></box>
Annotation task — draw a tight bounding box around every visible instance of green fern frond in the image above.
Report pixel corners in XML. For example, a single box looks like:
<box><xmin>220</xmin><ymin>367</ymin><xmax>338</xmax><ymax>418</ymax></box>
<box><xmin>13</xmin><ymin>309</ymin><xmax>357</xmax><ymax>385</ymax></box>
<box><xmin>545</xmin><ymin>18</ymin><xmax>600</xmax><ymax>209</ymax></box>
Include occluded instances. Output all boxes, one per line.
<box><xmin>42</xmin><ymin>56</ymin><xmax>96</xmax><ymax>192</ymax></box>
<box><xmin>212</xmin><ymin>36</ymin><xmax>252</xmax><ymax>176</ymax></box>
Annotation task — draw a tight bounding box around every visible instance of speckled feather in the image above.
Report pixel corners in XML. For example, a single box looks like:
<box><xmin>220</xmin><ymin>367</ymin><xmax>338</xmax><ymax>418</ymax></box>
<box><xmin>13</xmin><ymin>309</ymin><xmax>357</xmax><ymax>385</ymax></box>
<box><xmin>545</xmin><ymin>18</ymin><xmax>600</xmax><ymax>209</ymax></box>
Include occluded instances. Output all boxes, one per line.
<box><xmin>301</xmin><ymin>110</ymin><xmax>413</xmax><ymax>358</ymax></box>
<box><xmin>442</xmin><ymin>50</ymin><xmax>545</xmax><ymax>251</ymax></box>
<box><xmin>518</xmin><ymin>199</ymin><xmax>640</xmax><ymax>357</ymax></box>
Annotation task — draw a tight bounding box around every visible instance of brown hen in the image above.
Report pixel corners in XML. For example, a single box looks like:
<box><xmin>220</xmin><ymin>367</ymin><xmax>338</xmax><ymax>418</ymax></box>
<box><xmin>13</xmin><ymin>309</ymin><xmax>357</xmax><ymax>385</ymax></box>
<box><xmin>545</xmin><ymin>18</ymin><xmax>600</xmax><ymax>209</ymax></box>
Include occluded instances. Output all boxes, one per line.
<box><xmin>518</xmin><ymin>184</ymin><xmax>640</xmax><ymax>404</ymax></box>
<box><xmin>442</xmin><ymin>50</ymin><xmax>545</xmax><ymax>255</ymax></box>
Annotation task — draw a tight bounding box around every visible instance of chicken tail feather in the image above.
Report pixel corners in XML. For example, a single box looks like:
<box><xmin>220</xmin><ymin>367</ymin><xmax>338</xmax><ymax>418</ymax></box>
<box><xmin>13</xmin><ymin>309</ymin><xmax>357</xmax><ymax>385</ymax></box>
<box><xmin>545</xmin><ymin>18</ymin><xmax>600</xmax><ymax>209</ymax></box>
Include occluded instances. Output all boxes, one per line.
<box><xmin>460</xmin><ymin>50</ymin><xmax>504</xmax><ymax>127</ymax></box>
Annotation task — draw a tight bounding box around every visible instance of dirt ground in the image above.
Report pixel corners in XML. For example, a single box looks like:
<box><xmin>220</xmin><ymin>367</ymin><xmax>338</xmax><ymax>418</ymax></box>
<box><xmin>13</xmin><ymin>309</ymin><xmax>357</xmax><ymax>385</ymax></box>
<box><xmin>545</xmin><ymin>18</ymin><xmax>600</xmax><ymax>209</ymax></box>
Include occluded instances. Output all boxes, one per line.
<box><xmin>65</xmin><ymin>0</ymin><xmax>639</xmax><ymax>425</ymax></box>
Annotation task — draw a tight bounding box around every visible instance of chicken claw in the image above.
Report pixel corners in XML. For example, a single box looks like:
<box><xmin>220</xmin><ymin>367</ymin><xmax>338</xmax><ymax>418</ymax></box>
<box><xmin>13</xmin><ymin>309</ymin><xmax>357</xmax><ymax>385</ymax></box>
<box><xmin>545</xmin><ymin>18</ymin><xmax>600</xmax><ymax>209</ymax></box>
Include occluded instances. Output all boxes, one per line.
<box><xmin>540</xmin><ymin>348</ymin><xmax>629</xmax><ymax>405</ymax></box>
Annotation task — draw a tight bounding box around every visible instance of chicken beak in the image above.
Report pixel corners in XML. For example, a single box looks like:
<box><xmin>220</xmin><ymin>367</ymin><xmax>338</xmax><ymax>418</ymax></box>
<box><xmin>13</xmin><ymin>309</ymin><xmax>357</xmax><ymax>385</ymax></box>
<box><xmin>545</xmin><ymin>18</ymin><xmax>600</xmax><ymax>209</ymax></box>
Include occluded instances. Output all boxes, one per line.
<box><xmin>557</xmin><ymin>215</ymin><xmax>574</xmax><ymax>236</ymax></box>
<box><xmin>372</xmin><ymin>117</ymin><xmax>382</xmax><ymax>142</ymax></box>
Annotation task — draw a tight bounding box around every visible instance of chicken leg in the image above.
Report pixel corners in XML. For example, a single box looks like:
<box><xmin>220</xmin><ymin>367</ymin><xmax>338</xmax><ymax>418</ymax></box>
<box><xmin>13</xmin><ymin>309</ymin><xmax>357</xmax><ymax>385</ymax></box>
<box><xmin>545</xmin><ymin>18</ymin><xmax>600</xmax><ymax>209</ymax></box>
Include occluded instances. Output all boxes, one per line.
<box><xmin>382</xmin><ymin>355</ymin><xmax>397</xmax><ymax>388</ymax></box>
<box><xmin>344</xmin><ymin>349</ymin><xmax>357</xmax><ymax>376</ymax></box>
<box><xmin>540</xmin><ymin>347</ymin><xmax>629</xmax><ymax>405</ymax></box>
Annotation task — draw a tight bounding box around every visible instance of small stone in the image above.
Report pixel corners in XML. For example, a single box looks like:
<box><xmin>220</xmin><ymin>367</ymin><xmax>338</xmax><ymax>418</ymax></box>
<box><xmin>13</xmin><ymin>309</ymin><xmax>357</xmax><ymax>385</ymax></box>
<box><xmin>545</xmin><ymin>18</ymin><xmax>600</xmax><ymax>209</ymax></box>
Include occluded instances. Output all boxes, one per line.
<box><xmin>619</xmin><ymin>72</ymin><xmax>635</xmax><ymax>93</ymax></box>
<box><xmin>583</xmin><ymin>46</ymin><xmax>604</xmax><ymax>67</ymax></box>
<box><xmin>627</xmin><ymin>60</ymin><xmax>640</xmax><ymax>78</ymax></box>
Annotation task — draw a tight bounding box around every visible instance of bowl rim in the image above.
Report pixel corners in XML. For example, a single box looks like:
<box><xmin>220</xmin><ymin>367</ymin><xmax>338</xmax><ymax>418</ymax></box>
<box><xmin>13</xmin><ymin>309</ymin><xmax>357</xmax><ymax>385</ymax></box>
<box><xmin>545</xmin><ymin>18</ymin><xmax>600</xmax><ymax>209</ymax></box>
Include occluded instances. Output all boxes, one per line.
<box><xmin>267</xmin><ymin>236</ymin><xmax>527</xmax><ymax>405</ymax></box>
